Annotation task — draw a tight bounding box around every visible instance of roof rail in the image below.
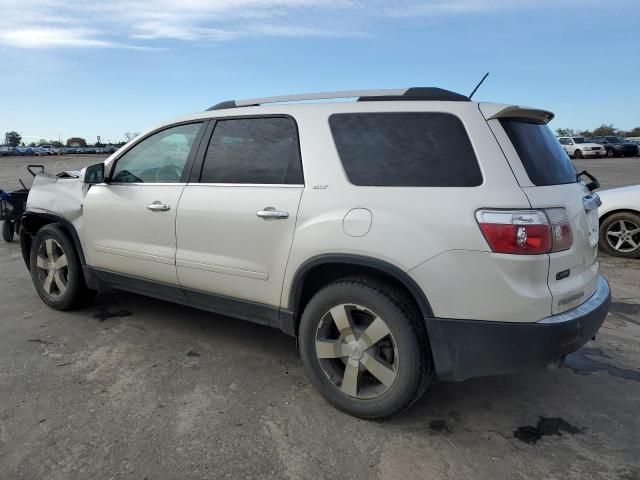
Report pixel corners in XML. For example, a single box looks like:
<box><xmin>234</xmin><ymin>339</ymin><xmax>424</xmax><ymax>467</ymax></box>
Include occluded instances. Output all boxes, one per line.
<box><xmin>206</xmin><ymin>87</ymin><xmax>469</xmax><ymax>111</ymax></box>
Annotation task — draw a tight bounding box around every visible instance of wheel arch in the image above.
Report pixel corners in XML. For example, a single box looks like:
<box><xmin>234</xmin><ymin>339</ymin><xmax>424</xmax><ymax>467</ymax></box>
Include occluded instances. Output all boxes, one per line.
<box><xmin>20</xmin><ymin>212</ymin><xmax>86</xmax><ymax>270</ymax></box>
<box><xmin>599</xmin><ymin>208</ymin><xmax>640</xmax><ymax>226</ymax></box>
<box><xmin>284</xmin><ymin>254</ymin><xmax>434</xmax><ymax>337</ymax></box>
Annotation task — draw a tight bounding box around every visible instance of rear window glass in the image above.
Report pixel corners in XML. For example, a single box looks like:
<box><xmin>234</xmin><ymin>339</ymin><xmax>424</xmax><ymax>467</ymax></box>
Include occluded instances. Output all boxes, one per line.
<box><xmin>329</xmin><ymin>112</ymin><xmax>482</xmax><ymax>187</ymax></box>
<box><xmin>500</xmin><ymin>118</ymin><xmax>576</xmax><ymax>186</ymax></box>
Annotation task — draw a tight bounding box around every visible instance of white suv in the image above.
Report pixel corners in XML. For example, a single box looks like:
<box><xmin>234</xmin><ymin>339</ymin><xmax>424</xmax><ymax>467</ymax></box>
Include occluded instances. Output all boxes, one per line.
<box><xmin>558</xmin><ymin>136</ymin><xmax>606</xmax><ymax>158</ymax></box>
<box><xmin>20</xmin><ymin>88</ymin><xmax>611</xmax><ymax>418</ymax></box>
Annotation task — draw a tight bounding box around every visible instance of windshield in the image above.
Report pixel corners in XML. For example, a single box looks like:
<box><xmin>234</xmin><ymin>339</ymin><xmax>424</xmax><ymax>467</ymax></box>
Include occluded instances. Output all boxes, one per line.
<box><xmin>573</xmin><ymin>137</ymin><xmax>585</xmax><ymax>144</ymax></box>
<box><xmin>605</xmin><ymin>137</ymin><xmax>623</xmax><ymax>144</ymax></box>
<box><xmin>500</xmin><ymin>118</ymin><xmax>576</xmax><ymax>186</ymax></box>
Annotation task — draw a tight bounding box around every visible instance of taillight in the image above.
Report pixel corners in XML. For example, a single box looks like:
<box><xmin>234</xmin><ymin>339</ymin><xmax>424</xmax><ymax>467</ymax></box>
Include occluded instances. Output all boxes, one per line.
<box><xmin>475</xmin><ymin>209</ymin><xmax>572</xmax><ymax>255</ymax></box>
<box><xmin>545</xmin><ymin>208</ymin><xmax>573</xmax><ymax>252</ymax></box>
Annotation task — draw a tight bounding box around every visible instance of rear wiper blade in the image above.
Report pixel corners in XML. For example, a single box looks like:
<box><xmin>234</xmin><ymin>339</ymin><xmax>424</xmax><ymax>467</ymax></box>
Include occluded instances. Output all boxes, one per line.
<box><xmin>577</xmin><ymin>170</ymin><xmax>600</xmax><ymax>191</ymax></box>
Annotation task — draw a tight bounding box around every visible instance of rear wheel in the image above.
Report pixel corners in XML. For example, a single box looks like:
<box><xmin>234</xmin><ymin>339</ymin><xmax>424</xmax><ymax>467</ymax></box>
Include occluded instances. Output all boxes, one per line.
<box><xmin>298</xmin><ymin>277</ymin><xmax>433</xmax><ymax>419</ymax></box>
<box><xmin>574</xmin><ymin>149</ymin><xmax>583</xmax><ymax>159</ymax></box>
<box><xmin>600</xmin><ymin>212</ymin><xmax>640</xmax><ymax>259</ymax></box>
<box><xmin>2</xmin><ymin>220</ymin><xmax>15</xmax><ymax>242</ymax></box>
<box><xmin>29</xmin><ymin>224</ymin><xmax>95</xmax><ymax>309</ymax></box>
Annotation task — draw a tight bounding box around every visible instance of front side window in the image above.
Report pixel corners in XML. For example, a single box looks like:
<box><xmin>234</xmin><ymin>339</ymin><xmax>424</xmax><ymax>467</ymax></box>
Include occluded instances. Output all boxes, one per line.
<box><xmin>111</xmin><ymin>123</ymin><xmax>202</xmax><ymax>183</ymax></box>
<box><xmin>500</xmin><ymin>118</ymin><xmax>576</xmax><ymax>186</ymax></box>
<box><xmin>559</xmin><ymin>138</ymin><xmax>570</xmax><ymax>145</ymax></box>
<box><xmin>200</xmin><ymin>117</ymin><xmax>302</xmax><ymax>184</ymax></box>
<box><xmin>329</xmin><ymin>112</ymin><xmax>482</xmax><ymax>187</ymax></box>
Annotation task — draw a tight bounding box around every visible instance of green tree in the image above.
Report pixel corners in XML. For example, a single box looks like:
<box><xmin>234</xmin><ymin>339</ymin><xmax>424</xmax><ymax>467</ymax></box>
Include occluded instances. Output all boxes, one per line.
<box><xmin>627</xmin><ymin>127</ymin><xmax>640</xmax><ymax>137</ymax></box>
<box><xmin>4</xmin><ymin>131</ymin><xmax>22</xmax><ymax>147</ymax></box>
<box><xmin>555</xmin><ymin>128</ymin><xmax>576</xmax><ymax>137</ymax></box>
<box><xmin>592</xmin><ymin>124</ymin><xmax>616</xmax><ymax>136</ymax></box>
<box><xmin>578</xmin><ymin>130</ymin><xmax>593</xmax><ymax>137</ymax></box>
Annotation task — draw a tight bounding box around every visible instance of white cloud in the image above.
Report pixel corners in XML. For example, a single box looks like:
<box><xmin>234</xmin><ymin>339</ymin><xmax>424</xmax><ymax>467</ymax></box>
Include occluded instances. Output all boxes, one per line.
<box><xmin>0</xmin><ymin>28</ymin><xmax>113</xmax><ymax>48</ymax></box>
<box><xmin>0</xmin><ymin>0</ymin><xmax>609</xmax><ymax>49</ymax></box>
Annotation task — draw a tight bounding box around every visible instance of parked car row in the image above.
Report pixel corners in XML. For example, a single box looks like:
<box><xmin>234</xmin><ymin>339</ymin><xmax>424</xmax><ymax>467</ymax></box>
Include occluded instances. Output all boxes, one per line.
<box><xmin>0</xmin><ymin>145</ymin><xmax>118</xmax><ymax>157</ymax></box>
<box><xmin>558</xmin><ymin>136</ymin><xmax>640</xmax><ymax>158</ymax></box>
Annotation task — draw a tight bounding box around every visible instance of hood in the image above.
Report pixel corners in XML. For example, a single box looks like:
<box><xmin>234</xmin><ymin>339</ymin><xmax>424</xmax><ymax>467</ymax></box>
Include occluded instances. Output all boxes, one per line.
<box><xmin>26</xmin><ymin>171</ymin><xmax>88</xmax><ymax>222</ymax></box>
<box><xmin>579</xmin><ymin>143</ymin><xmax>604</xmax><ymax>148</ymax></box>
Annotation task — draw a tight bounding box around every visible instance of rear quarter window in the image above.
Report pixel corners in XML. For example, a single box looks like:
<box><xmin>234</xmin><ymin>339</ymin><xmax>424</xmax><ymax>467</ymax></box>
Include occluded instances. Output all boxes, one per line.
<box><xmin>500</xmin><ymin>118</ymin><xmax>577</xmax><ymax>186</ymax></box>
<box><xmin>329</xmin><ymin>112</ymin><xmax>483</xmax><ymax>187</ymax></box>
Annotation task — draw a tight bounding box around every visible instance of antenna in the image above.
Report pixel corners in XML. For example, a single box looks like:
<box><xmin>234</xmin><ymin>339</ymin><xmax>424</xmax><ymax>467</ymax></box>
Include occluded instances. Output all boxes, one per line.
<box><xmin>469</xmin><ymin>72</ymin><xmax>489</xmax><ymax>100</ymax></box>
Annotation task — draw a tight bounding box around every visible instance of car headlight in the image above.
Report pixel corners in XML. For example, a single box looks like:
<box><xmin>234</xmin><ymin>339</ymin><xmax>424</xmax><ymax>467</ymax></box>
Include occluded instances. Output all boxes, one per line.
<box><xmin>1</xmin><ymin>200</ymin><xmax>13</xmax><ymax>216</ymax></box>
<box><xmin>583</xmin><ymin>146</ymin><xmax>591</xmax><ymax>150</ymax></box>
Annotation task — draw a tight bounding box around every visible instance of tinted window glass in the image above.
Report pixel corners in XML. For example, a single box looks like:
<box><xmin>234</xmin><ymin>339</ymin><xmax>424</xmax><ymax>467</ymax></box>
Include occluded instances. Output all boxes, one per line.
<box><xmin>329</xmin><ymin>112</ymin><xmax>482</xmax><ymax>187</ymax></box>
<box><xmin>500</xmin><ymin>118</ymin><xmax>576</xmax><ymax>186</ymax></box>
<box><xmin>201</xmin><ymin>117</ymin><xmax>302</xmax><ymax>184</ymax></box>
<box><xmin>111</xmin><ymin>123</ymin><xmax>201</xmax><ymax>183</ymax></box>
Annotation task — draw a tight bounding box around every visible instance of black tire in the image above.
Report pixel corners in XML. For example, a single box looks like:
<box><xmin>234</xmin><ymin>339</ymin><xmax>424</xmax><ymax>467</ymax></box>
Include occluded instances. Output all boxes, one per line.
<box><xmin>599</xmin><ymin>212</ymin><xmax>640</xmax><ymax>259</ymax></box>
<box><xmin>607</xmin><ymin>148</ymin><xmax>615</xmax><ymax>158</ymax></box>
<box><xmin>574</xmin><ymin>149</ymin><xmax>583</xmax><ymax>159</ymax></box>
<box><xmin>298</xmin><ymin>277</ymin><xmax>433</xmax><ymax>419</ymax></box>
<box><xmin>29</xmin><ymin>224</ymin><xmax>95</xmax><ymax>310</ymax></box>
<box><xmin>2</xmin><ymin>220</ymin><xmax>15</xmax><ymax>242</ymax></box>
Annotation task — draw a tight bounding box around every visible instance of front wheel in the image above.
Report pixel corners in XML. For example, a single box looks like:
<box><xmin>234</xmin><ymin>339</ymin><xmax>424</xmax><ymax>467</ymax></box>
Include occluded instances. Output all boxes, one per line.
<box><xmin>299</xmin><ymin>277</ymin><xmax>433</xmax><ymax>419</ymax></box>
<box><xmin>2</xmin><ymin>220</ymin><xmax>15</xmax><ymax>242</ymax></box>
<box><xmin>574</xmin><ymin>149</ymin><xmax>583</xmax><ymax>159</ymax></box>
<box><xmin>607</xmin><ymin>149</ymin><xmax>615</xmax><ymax>158</ymax></box>
<box><xmin>600</xmin><ymin>212</ymin><xmax>640</xmax><ymax>259</ymax></box>
<box><xmin>29</xmin><ymin>224</ymin><xmax>95</xmax><ymax>309</ymax></box>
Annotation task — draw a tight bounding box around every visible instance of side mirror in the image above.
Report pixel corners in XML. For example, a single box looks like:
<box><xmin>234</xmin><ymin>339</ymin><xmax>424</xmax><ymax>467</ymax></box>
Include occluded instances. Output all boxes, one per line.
<box><xmin>84</xmin><ymin>163</ymin><xmax>105</xmax><ymax>184</ymax></box>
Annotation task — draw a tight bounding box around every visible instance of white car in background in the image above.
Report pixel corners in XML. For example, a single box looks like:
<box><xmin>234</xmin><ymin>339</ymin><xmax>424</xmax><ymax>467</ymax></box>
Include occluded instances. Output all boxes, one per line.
<box><xmin>558</xmin><ymin>136</ymin><xmax>606</xmax><ymax>159</ymax></box>
<box><xmin>598</xmin><ymin>185</ymin><xmax>640</xmax><ymax>258</ymax></box>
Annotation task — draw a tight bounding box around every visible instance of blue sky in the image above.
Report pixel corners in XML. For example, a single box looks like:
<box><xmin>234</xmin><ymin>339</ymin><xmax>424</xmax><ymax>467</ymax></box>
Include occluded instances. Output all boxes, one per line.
<box><xmin>1</xmin><ymin>0</ymin><xmax>638</xmax><ymax>144</ymax></box>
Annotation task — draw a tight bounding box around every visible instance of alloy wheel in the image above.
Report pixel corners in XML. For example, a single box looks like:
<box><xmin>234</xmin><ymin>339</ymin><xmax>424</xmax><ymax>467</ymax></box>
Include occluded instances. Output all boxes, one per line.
<box><xmin>35</xmin><ymin>239</ymin><xmax>69</xmax><ymax>298</ymax></box>
<box><xmin>314</xmin><ymin>304</ymin><xmax>398</xmax><ymax>399</ymax></box>
<box><xmin>606</xmin><ymin>219</ymin><xmax>640</xmax><ymax>253</ymax></box>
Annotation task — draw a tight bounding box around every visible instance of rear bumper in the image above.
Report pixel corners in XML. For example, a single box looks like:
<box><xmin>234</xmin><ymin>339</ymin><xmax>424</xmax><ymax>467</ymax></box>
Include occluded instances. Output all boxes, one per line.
<box><xmin>427</xmin><ymin>275</ymin><xmax>611</xmax><ymax>382</ymax></box>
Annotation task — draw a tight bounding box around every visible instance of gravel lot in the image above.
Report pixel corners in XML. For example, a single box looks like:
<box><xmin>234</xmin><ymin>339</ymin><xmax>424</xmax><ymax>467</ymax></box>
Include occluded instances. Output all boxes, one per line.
<box><xmin>1</xmin><ymin>155</ymin><xmax>639</xmax><ymax>480</ymax></box>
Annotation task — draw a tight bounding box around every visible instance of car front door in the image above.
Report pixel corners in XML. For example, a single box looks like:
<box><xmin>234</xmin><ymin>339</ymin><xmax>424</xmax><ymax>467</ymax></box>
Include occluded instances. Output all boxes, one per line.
<box><xmin>175</xmin><ymin>116</ymin><xmax>304</xmax><ymax>320</ymax></box>
<box><xmin>82</xmin><ymin>122</ymin><xmax>205</xmax><ymax>285</ymax></box>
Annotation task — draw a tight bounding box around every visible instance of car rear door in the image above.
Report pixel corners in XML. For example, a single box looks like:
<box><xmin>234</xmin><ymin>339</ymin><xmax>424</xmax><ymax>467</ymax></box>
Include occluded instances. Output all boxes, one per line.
<box><xmin>82</xmin><ymin>122</ymin><xmax>205</xmax><ymax>285</ymax></box>
<box><xmin>481</xmin><ymin>105</ymin><xmax>600</xmax><ymax>314</ymax></box>
<box><xmin>175</xmin><ymin>116</ymin><xmax>304</xmax><ymax>320</ymax></box>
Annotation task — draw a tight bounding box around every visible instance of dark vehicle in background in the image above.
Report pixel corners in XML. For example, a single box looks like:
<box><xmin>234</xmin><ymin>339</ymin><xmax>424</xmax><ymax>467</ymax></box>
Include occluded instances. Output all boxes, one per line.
<box><xmin>588</xmin><ymin>136</ymin><xmax>639</xmax><ymax>157</ymax></box>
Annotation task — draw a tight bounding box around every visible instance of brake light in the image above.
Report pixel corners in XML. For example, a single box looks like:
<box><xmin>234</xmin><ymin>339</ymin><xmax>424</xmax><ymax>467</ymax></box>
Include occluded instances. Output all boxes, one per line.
<box><xmin>475</xmin><ymin>209</ymin><xmax>572</xmax><ymax>255</ymax></box>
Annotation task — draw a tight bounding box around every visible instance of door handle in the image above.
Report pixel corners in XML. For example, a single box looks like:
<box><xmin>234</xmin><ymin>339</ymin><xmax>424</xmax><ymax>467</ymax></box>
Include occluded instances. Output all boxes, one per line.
<box><xmin>147</xmin><ymin>201</ymin><xmax>170</xmax><ymax>212</ymax></box>
<box><xmin>256</xmin><ymin>208</ymin><xmax>289</xmax><ymax>219</ymax></box>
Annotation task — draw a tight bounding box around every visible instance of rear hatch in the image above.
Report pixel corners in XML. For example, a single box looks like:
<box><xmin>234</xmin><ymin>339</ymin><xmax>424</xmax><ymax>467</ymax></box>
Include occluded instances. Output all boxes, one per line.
<box><xmin>480</xmin><ymin>104</ymin><xmax>600</xmax><ymax>314</ymax></box>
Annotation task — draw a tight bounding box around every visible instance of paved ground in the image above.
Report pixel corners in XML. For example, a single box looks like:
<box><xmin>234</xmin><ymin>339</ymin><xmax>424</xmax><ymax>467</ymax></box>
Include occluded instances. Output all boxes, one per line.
<box><xmin>0</xmin><ymin>155</ymin><xmax>639</xmax><ymax>480</ymax></box>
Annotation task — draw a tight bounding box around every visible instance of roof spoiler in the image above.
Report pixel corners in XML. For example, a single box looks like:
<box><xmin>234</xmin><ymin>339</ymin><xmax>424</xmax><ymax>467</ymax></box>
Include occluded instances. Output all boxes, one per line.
<box><xmin>486</xmin><ymin>105</ymin><xmax>554</xmax><ymax>123</ymax></box>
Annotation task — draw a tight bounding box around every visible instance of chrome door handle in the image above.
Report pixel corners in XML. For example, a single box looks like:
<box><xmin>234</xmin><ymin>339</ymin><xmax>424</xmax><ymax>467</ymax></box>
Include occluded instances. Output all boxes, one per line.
<box><xmin>147</xmin><ymin>201</ymin><xmax>170</xmax><ymax>212</ymax></box>
<box><xmin>256</xmin><ymin>208</ymin><xmax>289</xmax><ymax>219</ymax></box>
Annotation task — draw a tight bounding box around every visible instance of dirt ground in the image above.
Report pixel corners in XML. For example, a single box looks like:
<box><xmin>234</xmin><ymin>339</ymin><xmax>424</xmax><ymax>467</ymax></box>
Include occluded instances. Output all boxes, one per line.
<box><xmin>0</xmin><ymin>155</ymin><xmax>639</xmax><ymax>480</ymax></box>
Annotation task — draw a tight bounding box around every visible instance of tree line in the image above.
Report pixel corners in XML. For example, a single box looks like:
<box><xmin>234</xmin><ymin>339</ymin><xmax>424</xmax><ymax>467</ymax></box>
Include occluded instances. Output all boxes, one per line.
<box><xmin>555</xmin><ymin>124</ymin><xmax>640</xmax><ymax>138</ymax></box>
<box><xmin>3</xmin><ymin>131</ymin><xmax>140</xmax><ymax>148</ymax></box>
